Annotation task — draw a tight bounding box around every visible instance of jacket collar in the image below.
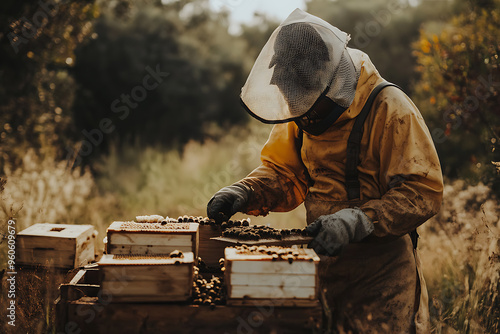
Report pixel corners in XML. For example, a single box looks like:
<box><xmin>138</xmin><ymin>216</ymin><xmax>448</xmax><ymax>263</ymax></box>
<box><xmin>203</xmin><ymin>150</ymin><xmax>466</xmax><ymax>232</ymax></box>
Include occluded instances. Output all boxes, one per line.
<box><xmin>334</xmin><ymin>49</ymin><xmax>385</xmax><ymax>124</ymax></box>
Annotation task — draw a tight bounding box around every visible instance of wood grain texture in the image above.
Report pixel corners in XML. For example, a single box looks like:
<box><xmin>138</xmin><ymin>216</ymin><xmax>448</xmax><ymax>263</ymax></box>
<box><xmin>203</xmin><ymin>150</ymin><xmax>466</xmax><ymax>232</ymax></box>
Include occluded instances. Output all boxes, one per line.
<box><xmin>229</xmin><ymin>273</ymin><xmax>316</xmax><ymax>287</ymax></box>
<box><xmin>98</xmin><ymin>253</ymin><xmax>194</xmax><ymax>302</ymax></box>
<box><xmin>106</xmin><ymin>222</ymin><xmax>199</xmax><ymax>257</ymax></box>
<box><xmin>229</xmin><ymin>286</ymin><xmax>317</xmax><ymax>299</ymax></box>
<box><xmin>108</xmin><ymin>233</ymin><xmax>192</xmax><ymax>246</ymax></box>
<box><xmin>56</xmin><ymin>268</ymin><xmax>323</xmax><ymax>333</ymax></box>
<box><xmin>107</xmin><ymin>244</ymin><xmax>192</xmax><ymax>255</ymax></box>
<box><xmin>59</xmin><ymin>298</ymin><xmax>322</xmax><ymax>334</ymax></box>
<box><xmin>16</xmin><ymin>224</ymin><xmax>95</xmax><ymax>268</ymax></box>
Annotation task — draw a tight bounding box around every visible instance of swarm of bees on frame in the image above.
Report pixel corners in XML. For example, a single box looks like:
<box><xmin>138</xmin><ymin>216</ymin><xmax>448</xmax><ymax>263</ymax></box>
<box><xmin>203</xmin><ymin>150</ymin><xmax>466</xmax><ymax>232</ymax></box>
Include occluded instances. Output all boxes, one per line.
<box><xmin>191</xmin><ymin>257</ymin><xmax>226</xmax><ymax>308</ymax></box>
<box><xmin>222</xmin><ymin>225</ymin><xmax>309</xmax><ymax>241</ymax></box>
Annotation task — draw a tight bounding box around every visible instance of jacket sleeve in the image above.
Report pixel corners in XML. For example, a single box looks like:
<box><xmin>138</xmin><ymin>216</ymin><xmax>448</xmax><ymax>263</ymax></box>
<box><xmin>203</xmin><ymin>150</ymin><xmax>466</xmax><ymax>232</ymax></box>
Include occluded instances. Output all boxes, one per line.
<box><xmin>360</xmin><ymin>89</ymin><xmax>444</xmax><ymax>237</ymax></box>
<box><xmin>238</xmin><ymin>122</ymin><xmax>309</xmax><ymax>216</ymax></box>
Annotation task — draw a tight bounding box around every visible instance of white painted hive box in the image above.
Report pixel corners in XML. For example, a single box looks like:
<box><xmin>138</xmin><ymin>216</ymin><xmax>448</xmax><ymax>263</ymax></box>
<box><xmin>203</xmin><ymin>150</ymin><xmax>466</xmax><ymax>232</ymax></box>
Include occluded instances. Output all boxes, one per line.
<box><xmin>224</xmin><ymin>247</ymin><xmax>320</xmax><ymax>301</ymax></box>
<box><xmin>106</xmin><ymin>221</ymin><xmax>199</xmax><ymax>257</ymax></box>
<box><xmin>17</xmin><ymin>223</ymin><xmax>95</xmax><ymax>269</ymax></box>
<box><xmin>98</xmin><ymin>252</ymin><xmax>194</xmax><ymax>302</ymax></box>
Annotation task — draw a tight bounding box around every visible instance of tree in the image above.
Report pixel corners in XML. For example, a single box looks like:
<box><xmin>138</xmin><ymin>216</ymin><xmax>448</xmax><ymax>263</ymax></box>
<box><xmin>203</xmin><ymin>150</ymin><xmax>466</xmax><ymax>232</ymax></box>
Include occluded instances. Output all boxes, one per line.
<box><xmin>412</xmin><ymin>0</ymin><xmax>500</xmax><ymax>189</ymax></box>
<box><xmin>306</xmin><ymin>0</ymin><xmax>458</xmax><ymax>92</ymax></box>
<box><xmin>71</xmin><ymin>0</ymin><xmax>251</xmax><ymax>165</ymax></box>
<box><xmin>0</xmin><ymin>0</ymin><xmax>99</xmax><ymax>170</ymax></box>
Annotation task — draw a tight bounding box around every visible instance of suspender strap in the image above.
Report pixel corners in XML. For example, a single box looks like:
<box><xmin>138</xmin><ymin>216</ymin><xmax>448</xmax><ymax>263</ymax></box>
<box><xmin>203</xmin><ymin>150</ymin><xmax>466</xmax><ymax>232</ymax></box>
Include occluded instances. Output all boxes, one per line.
<box><xmin>345</xmin><ymin>82</ymin><xmax>400</xmax><ymax>200</ymax></box>
<box><xmin>297</xmin><ymin>81</ymin><xmax>419</xmax><ymax>249</ymax></box>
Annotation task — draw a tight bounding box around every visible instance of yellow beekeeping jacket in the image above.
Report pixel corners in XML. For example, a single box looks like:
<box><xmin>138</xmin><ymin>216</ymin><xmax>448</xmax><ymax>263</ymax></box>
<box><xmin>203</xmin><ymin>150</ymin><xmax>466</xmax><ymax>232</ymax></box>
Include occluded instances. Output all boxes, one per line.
<box><xmin>239</xmin><ymin>50</ymin><xmax>443</xmax><ymax>333</ymax></box>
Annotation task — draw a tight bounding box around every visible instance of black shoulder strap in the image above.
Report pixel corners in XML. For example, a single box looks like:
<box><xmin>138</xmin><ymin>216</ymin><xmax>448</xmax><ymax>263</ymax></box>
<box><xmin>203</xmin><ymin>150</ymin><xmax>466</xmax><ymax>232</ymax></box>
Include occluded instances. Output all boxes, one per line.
<box><xmin>345</xmin><ymin>82</ymin><xmax>400</xmax><ymax>200</ymax></box>
<box><xmin>296</xmin><ymin>81</ymin><xmax>418</xmax><ymax>249</ymax></box>
<box><xmin>344</xmin><ymin>82</ymin><xmax>419</xmax><ymax>249</ymax></box>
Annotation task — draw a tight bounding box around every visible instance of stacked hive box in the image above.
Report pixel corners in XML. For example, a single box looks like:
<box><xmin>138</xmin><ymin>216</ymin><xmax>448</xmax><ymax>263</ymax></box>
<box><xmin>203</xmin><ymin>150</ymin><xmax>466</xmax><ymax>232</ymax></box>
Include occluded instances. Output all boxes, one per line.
<box><xmin>17</xmin><ymin>223</ymin><xmax>96</xmax><ymax>269</ymax></box>
<box><xmin>98</xmin><ymin>252</ymin><xmax>194</xmax><ymax>302</ymax></box>
<box><xmin>101</xmin><ymin>219</ymin><xmax>198</xmax><ymax>302</ymax></box>
<box><xmin>224</xmin><ymin>246</ymin><xmax>320</xmax><ymax>305</ymax></box>
<box><xmin>106</xmin><ymin>221</ymin><xmax>199</xmax><ymax>257</ymax></box>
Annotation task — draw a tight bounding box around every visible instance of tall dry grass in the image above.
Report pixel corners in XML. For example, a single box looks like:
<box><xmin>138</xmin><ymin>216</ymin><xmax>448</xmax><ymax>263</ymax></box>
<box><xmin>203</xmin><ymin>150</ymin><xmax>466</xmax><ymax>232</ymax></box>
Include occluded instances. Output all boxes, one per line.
<box><xmin>419</xmin><ymin>180</ymin><xmax>500</xmax><ymax>333</ymax></box>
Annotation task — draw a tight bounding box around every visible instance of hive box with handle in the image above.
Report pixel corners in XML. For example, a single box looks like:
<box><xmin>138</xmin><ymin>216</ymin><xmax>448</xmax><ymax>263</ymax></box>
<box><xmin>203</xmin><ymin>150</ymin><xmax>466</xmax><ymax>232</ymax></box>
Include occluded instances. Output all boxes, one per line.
<box><xmin>16</xmin><ymin>223</ymin><xmax>96</xmax><ymax>269</ymax></box>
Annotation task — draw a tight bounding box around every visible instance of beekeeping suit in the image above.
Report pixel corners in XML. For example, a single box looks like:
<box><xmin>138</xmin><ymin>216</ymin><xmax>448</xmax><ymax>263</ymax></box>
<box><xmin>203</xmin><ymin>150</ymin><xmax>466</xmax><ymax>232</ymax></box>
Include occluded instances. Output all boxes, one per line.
<box><xmin>207</xmin><ymin>9</ymin><xmax>443</xmax><ymax>333</ymax></box>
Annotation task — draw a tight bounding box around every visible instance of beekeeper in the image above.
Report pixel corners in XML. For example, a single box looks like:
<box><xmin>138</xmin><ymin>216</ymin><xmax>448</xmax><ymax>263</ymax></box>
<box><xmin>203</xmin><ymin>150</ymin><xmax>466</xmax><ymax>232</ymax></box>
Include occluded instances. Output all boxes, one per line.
<box><xmin>207</xmin><ymin>9</ymin><xmax>443</xmax><ymax>333</ymax></box>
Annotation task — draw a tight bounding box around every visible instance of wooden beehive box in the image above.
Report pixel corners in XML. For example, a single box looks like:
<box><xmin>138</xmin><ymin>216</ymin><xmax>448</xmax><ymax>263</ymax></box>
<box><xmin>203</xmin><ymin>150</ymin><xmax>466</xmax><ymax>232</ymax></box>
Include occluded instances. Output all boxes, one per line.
<box><xmin>98</xmin><ymin>253</ymin><xmax>194</xmax><ymax>302</ymax></box>
<box><xmin>56</xmin><ymin>267</ymin><xmax>323</xmax><ymax>334</ymax></box>
<box><xmin>224</xmin><ymin>246</ymin><xmax>320</xmax><ymax>305</ymax></box>
<box><xmin>106</xmin><ymin>221</ymin><xmax>198</xmax><ymax>257</ymax></box>
<box><xmin>17</xmin><ymin>223</ymin><xmax>95</xmax><ymax>269</ymax></box>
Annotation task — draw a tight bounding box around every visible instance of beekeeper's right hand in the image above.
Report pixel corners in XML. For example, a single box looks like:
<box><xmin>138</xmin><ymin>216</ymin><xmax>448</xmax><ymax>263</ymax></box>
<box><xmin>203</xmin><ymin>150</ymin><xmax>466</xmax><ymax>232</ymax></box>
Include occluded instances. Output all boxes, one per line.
<box><xmin>207</xmin><ymin>183</ymin><xmax>251</xmax><ymax>224</ymax></box>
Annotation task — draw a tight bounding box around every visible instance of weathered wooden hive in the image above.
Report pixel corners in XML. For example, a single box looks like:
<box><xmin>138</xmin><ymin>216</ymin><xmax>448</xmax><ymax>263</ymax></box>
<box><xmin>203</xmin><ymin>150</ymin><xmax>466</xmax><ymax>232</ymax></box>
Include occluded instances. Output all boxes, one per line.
<box><xmin>98</xmin><ymin>252</ymin><xmax>194</xmax><ymax>302</ymax></box>
<box><xmin>106</xmin><ymin>221</ymin><xmax>199</xmax><ymax>257</ymax></box>
<box><xmin>17</xmin><ymin>223</ymin><xmax>96</xmax><ymax>269</ymax></box>
<box><xmin>224</xmin><ymin>246</ymin><xmax>320</xmax><ymax>305</ymax></box>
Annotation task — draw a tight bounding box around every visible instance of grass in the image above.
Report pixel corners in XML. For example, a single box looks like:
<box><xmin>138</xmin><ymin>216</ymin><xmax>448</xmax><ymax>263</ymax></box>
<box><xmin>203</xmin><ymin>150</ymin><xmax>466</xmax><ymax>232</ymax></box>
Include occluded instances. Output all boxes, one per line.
<box><xmin>419</xmin><ymin>181</ymin><xmax>500</xmax><ymax>333</ymax></box>
<box><xmin>0</xmin><ymin>120</ymin><xmax>498</xmax><ymax>333</ymax></box>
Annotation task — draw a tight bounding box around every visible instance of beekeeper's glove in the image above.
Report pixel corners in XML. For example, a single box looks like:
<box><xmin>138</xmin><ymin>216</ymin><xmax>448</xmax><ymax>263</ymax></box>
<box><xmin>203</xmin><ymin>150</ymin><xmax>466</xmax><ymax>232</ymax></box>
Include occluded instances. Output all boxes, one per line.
<box><xmin>207</xmin><ymin>183</ymin><xmax>251</xmax><ymax>223</ymax></box>
<box><xmin>305</xmin><ymin>208</ymin><xmax>374</xmax><ymax>256</ymax></box>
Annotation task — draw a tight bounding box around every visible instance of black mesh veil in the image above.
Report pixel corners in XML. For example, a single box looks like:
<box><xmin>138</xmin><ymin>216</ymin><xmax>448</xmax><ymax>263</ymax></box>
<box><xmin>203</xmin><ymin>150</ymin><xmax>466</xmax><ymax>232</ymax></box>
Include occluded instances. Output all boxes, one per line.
<box><xmin>240</xmin><ymin>9</ymin><xmax>357</xmax><ymax>123</ymax></box>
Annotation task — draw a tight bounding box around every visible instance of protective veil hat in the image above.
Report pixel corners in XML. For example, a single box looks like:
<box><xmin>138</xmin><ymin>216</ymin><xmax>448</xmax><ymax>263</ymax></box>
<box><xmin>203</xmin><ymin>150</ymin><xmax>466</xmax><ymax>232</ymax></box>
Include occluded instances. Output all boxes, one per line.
<box><xmin>240</xmin><ymin>8</ymin><xmax>354</xmax><ymax>124</ymax></box>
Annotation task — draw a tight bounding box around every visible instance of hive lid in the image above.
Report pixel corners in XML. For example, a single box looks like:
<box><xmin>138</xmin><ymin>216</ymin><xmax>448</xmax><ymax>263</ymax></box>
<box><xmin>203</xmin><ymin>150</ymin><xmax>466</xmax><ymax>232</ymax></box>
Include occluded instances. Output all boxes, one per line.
<box><xmin>17</xmin><ymin>223</ymin><xmax>94</xmax><ymax>238</ymax></box>
<box><xmin>107</xmin><ymin>221</ymin><xmax>198</xmax><ymax>233</ymax></box>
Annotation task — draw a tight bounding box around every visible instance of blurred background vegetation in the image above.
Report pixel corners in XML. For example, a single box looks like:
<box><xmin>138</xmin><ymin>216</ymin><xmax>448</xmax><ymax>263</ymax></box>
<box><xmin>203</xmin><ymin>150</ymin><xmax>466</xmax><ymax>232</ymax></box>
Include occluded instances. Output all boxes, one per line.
<box><xmin>0</xmin><ymin>0</ymin><xmax>499</xmax><ymax>332</ymax></box>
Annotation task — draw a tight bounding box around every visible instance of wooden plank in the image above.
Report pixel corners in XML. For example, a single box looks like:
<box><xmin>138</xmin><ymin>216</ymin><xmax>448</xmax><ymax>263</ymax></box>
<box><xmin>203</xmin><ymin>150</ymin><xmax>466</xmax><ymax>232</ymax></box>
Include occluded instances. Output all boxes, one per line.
<box><xmin>229</xmin><ymin>273</ymin><xmax>316</xmax><ymax>287</ymax></box>
<box><xmin>107</xmin><ymin>244</ymin><xmax>192</xmax><ymax>255</ymax></box>
<box><xmin>75</xmin><ymin>238</ymin><xmax>95</xmax><ymax>268</ymax></box>
<box><xmin>108</xmin><ymin>233</ymin><xmax>192</xmax><ymax>246</ymax></box>
<box><xmin>229</xmin><ymin>260</ymin><xmax>317</xmax><ymax>274</ymax></box>
<box><xmin>102</xmin><ymin>294</ymin><xmax>191</xmax><ymax>303</ymax></box>
<box><xmin>101</xmin><ymin>280</ymin><xmax>191</xmax><ymax>296</ymax></box>
<box><xmin>56</xmin><ymin>268</ymin><xmax>323</xmax><ymax>333</ymax></box>
<box><xmin>229</xmin><ymin>286</ymin><xmax>316</xmax><ymax>299</ymax></box>
<box><xmin>74</xmin><ymin>226</ymin><xmax>95</xmax><ymax>265</ymax></box>
<box><xmin>107</xmin><ymin>222</ymin><xmax>198</xmax><ymax>234</ymax></box>
<box><xmin>101</xmin><ymin>265</ymin><xmax>190</xmax><ymax>281</ymax></box>
<box><xmin>61</xmin><ymin>298</ymin><xmax>323</xmax><ymax>333</ymax></box>
<box><xmin>98</xmin><ymin>253</ymin><xmax>195</xmax><ymax>265</ymax></box>
<box><xmin>18</xmin><ymin>223</ymin><xmax>93</xmax><ymax>237</ymax></box>
<box><xmin>69</xmin><ymin>269</ymin><xmax>87</xmax><ymax>285</ymax></box>
<box><xmin>60</xmin><ymin>283</ymin><xmax>100</xmax><ymax>301</ymax></box>
<box><xmin>226</xmin><ymin>298</ymin><xmax>320</xmax><ymax>307</ymax></box>
<box><xmin>17</xmin><ymin>248</ymin><xmax>75</xmax><ymax>268</ymax></box>
<box><xmin>17</xmin><ymin>235</ymin><xmax>75</xmax><ymax>250</ymax></box>
<box><xmin>211</xmin><ymin>235</ymin><xmax>313</xmax><ymax>246</ymax></box>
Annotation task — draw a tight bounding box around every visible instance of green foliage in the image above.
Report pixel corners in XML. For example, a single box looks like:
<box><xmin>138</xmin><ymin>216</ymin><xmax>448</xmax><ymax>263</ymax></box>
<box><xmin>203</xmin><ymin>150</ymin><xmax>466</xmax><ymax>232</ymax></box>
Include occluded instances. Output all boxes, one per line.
<box><xmin>71</xmin><ymin>0</ymin><xmax>251</xmax><ymax>164</ymax></box>
<box><xmin>412</xmin><ymin>1</ymin><xmax>500</xmax><ymax>187</ymax></box>
<box><xmin>306</xmin><ymin>0</ymin><xmax>458</xmax><ymax>92</ymax></box>
<box><xmin>0</xmin><ymin>0</ymin><xmax>99</xmax><ymax>170</ymax></box>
